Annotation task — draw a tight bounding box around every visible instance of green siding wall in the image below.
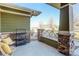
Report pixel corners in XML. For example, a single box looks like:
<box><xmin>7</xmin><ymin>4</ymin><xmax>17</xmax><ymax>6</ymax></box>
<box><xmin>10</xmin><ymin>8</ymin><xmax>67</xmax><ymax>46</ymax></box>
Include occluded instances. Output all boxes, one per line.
<box><xmin>1</xmin><ymin>12</ymin><xmax>30</xmax><ymax>32</ymax></box>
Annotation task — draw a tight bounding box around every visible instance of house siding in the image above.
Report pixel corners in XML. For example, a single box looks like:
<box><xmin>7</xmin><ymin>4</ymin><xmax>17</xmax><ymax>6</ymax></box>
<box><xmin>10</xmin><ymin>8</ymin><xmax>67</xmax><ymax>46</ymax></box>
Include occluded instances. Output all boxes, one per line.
<box><xmin>1</xmin><ymin>12</ymin><xmax>30</xmax><ymax>32</ymax></box>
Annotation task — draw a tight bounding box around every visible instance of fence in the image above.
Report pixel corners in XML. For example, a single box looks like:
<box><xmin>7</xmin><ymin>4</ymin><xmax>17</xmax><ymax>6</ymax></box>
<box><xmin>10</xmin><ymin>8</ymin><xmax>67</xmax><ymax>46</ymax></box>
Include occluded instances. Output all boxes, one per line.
<box><xmin>38</xmin><ymin>29</ymin><xmax>58</xmax><ymax>48</ymax></box>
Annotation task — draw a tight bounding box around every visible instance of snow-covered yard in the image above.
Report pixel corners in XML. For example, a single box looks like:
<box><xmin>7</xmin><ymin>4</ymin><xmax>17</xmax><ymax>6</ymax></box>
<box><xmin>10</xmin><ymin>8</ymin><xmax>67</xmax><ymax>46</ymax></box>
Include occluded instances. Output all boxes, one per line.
<box><xmin>72</xmin><ymin>40</ymin><xmax>79</xmax><ymax>56</ymax></box>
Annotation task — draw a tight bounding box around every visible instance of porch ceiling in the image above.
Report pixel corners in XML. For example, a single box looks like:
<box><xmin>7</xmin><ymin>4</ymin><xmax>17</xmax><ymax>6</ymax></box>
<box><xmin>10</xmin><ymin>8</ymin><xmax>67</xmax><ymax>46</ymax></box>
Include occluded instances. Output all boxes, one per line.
<box><xmin>47</xmin><ymin>3</ymin><xmax>60</xmax><ymax>9</ymax></box>
<box><xmin>48</xmin><ymin>3</ymin><xmax>75</xmax><ymax>9</ymax></box>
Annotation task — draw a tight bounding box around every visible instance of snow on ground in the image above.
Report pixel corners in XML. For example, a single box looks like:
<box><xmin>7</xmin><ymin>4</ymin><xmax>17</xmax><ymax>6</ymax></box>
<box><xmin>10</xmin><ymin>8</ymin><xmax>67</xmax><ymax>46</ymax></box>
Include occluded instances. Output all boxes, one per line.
<box><xmin>72</xmin><ymin>40</ymin><xmax>79</xmax><ymax>56</ymax></box>
<box><xmin>30</xmin><ymin>33</ymin><xmax>38</xmax><ymax>41</ymax></box>
<box><xmin>72</xmin><ymin>48</ymin><xmax>79</xmax><ymax>56</ymax></box>
<box><xmin>12</xmin><ymin>40</ymin><xmax>64</xmax><ymax>56</ymax></box>
<box><xmin>74</xmin><ymin>40</ymin><xmax>79</xmax><ymax>46</ymax></box>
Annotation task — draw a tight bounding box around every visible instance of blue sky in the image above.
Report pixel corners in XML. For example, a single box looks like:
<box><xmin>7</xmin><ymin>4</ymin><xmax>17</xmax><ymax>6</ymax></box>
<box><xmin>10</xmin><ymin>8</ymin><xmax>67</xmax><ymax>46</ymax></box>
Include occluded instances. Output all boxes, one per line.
<box><xmin>15</xmin><ymin>3</ymin><xmax>60</xmax><ymax>28</ymax></box>
<box><xmin>15</xmin><ymin>3</ymin><xmax>79</xmax><ymax>29</ymax></box>
<box><xmin>73</xmin><ymin>4</ymin><xmax>79</xmax><ymax>19</ymax></box>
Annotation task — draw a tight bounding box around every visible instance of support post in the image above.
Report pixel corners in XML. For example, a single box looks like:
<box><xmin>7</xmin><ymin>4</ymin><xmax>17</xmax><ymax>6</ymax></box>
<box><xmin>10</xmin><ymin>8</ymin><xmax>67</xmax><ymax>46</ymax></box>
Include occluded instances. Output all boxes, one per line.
<box><xmin>58</xmin><ymin>3</ymin><xmax>73</xmax><ymax>55</ymax></box>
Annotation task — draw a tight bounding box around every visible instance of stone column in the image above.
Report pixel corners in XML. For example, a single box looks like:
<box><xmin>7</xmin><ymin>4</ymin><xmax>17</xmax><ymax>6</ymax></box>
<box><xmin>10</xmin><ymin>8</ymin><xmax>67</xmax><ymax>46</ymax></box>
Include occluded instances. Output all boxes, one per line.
<box><xmin>58</xmin><ymin>3</ymin><xmax>73</xmax><ymax>55</ymax></box>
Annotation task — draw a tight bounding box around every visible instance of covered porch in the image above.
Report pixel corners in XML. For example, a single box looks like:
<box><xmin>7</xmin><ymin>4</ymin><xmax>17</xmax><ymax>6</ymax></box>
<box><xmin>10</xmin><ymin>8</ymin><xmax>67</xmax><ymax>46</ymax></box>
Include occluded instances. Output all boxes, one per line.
<box><xmin>0</xmin><ymin>3</ymin><xmax>79</xmax><ymax>56</ymax></box>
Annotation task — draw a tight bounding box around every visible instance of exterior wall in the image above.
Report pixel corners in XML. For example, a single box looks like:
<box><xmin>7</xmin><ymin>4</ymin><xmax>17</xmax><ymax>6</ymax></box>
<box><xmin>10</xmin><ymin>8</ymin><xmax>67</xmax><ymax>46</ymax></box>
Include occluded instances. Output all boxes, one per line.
<box><xmin>1</xmin><ymin>12</ymin><xmax>30</xmax><ymax>32</ymax></box>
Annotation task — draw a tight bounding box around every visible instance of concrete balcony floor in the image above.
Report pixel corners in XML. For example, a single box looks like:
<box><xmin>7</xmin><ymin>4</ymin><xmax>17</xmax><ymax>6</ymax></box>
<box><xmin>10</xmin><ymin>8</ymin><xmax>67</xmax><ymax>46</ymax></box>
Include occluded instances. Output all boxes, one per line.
<box><xmin>12</xmin><ymin>40</ymin><xmax>64</xmax><ymax>56</ymax></box>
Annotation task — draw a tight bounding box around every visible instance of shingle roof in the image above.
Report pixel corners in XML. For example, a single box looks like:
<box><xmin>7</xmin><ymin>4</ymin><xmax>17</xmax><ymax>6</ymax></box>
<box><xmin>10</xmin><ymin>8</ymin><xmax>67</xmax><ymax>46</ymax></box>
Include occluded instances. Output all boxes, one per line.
<box><xmin>0</xmin><ymin>3</ymin><xmax>41</xmax><ymax>16</ymax></box>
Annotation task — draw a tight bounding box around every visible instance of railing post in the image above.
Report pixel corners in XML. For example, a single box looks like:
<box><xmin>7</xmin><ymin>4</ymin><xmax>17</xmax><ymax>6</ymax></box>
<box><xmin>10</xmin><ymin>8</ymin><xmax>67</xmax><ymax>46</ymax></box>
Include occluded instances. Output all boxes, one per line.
<box><xmin>37</xmin><ymin>29</ymin><xmax>44</xmax><ymax>41</ymax></box>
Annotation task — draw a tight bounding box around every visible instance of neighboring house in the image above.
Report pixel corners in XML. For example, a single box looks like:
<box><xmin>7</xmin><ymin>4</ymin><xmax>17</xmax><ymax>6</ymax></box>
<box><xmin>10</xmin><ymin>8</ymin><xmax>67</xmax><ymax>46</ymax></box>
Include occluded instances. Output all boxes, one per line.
<box><xmin>0</xmin><ymin>3</ymin><xmax>41</xmax><ymax>33</ymax></box>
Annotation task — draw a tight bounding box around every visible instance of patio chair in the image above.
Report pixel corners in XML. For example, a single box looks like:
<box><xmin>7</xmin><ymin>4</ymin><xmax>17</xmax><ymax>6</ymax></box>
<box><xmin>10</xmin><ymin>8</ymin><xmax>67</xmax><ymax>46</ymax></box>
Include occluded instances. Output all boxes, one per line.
<box><xmin>0</xmin><ymin>42</ymin><xmax>13</xmax><ymax>56</ymax></box>
<box><xmin>0</xmin><ymin>34</ymin><xmax>16</xmax><ymax>56</ymax></box>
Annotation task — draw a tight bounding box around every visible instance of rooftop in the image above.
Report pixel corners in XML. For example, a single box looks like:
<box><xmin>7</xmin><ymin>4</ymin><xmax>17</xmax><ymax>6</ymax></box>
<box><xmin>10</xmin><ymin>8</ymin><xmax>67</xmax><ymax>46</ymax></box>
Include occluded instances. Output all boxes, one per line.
<box><xmin>0</xmin><ymin>3</ymin><xmax>41</xmax><ymax>16</ymax></box>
